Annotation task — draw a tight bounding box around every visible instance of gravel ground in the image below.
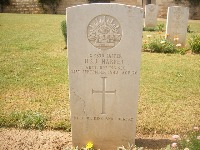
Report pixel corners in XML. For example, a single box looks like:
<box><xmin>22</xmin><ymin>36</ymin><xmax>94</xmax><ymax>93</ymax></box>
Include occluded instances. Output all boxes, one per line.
<box><xmin>0</xmin><ymin>128</ymin><xmax>172</xmax><ymax>150</ymax></box>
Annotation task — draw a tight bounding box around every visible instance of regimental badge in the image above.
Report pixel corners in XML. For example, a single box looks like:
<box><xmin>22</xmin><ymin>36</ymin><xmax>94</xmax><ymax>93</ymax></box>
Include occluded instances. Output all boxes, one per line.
<box><xmin>87</xmin><ymin>15</ymin><xmax>122</xmax><ymax>50</ymax></box>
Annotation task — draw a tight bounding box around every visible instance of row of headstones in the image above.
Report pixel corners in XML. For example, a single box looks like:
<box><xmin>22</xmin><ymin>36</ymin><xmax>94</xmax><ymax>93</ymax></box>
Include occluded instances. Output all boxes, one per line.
<box><xmin>67</xmin><ymin>3</ymin><xmax>189</xmax><ymax>150</ymax></box>
<box><xmin>145</xmin><ymin>4</ymin><xmax>189</xmax><ymax>46</ymax></box>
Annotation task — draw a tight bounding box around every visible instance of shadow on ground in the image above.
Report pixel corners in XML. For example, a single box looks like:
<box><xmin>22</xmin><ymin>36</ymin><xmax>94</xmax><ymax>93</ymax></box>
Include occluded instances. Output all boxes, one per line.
<box><xmin>136</xmin><ymin>138</ymin><xmax>172</xmax><ymax>149</ymax></box>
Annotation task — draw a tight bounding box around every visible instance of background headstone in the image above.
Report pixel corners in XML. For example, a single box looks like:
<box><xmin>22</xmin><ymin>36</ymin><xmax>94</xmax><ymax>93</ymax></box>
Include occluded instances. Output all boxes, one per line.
<box><xmin>67</xmin><ymin>4</ymin><xmax>143</xmax><ymax>150</ymax></box>
<box><xmin>144</xmin><ymin>4</ymin><xmax>158</xmax><ymax>27</ymax></box>
<box><xmin>166</xmin><ymin>6</ymin><xmax>189</xmax><ymax>46</ymax></box>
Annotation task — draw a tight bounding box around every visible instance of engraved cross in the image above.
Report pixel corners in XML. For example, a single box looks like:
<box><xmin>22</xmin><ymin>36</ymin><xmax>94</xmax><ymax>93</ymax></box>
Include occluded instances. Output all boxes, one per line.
<box><xmin>92</xmin><ymin>77</ymin><xmax>116</xmax><ymax>114</ymax></box>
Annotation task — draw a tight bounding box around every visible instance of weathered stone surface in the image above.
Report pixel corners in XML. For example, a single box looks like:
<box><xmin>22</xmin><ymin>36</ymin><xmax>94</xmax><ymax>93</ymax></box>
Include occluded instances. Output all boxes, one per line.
<box><xmin>166</xmin><ymin>6</ymin><xmax>189</xmax><ymax>46</ymax></box>
<box><xmin>144</xmin><ymin>4</ymin><xmax>158</xmax><ymax>27</ymax></box>
<box><xmin>67</xmin><ymin>3</ymin><xmax>143</xmax><ymax>150</ymax></box>
<box><xmin>3</xmin><ymin>0</ymin><xmax>43</xmax><ymax>13</ymax></box>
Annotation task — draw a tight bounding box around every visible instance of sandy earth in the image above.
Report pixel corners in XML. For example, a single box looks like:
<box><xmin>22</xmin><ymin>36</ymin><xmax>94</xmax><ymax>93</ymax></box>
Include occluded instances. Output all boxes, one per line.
<box><xmin>0</xmin><ymin>128</ymin><xmax>173</xmax><ymax>150</ymax></box>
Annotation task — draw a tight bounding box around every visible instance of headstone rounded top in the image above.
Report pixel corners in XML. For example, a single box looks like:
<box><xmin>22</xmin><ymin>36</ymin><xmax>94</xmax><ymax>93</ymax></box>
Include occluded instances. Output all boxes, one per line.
<box><xmin>87</xmin><ymin>15</ymin><xmax>122</xmax><ymax>50</ymax></box>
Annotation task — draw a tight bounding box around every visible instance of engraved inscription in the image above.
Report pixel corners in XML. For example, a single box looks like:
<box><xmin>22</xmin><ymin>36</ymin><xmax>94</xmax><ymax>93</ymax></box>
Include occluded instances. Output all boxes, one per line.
<box><xmin>92</xmin><ymin>77</ymin><xmax>116</xmax><ymax>114</ymax></box>
<box><xmin>149</xmin><ymin>5</ymin><xmax>155</xmax><ymax>12</ymax></box>
<box><xmin>87</xmin><ymin>15</ymin><xmax>122</xmax><ymax>50</ymax></box>
<box><xmin>70</xmin><ymin>53</ymin><xmax>138</xmax><ymax>76</ymax></box>
<box><xmin>147</xmin><ymin>5</ymin><xmax>156</xmax><ymax>25</ymax></box>
<box><xmin>72</xmin><ymin>116</ymin><xmax>134</xmax><ymax>122</ymax></box>
<box><xmin>172</xmin><ymin>7</ymin><xmax>187</xmax><ymax>36</ymax></box>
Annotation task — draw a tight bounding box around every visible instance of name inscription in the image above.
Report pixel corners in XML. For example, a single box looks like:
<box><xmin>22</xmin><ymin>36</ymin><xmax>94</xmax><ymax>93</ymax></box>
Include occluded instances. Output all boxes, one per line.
<box><xmin>72</xmin><ymin>116</ymin><xmax>134</xmax><ymax>122</ymax></box>
<box><xmin>71</xmin><ymin>53</ymin><xmax>137</xmax><ymax>75</ymax></box>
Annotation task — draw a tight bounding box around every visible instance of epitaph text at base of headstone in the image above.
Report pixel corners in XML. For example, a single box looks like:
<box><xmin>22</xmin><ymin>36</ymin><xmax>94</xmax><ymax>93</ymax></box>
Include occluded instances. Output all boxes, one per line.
<box><xmin>67</xmin><ymin>4</ymin><xmax>143</xmax><ymax>150</ymax></box>
<box><xmin>166</xmin><ymin>6</ymin><xmax>189</xmax><ymax>46</ymax></box>
<box><xmin>144</xmin><ymin>4</ymin><xmax>158</xmax><ymax>27</ymax></box>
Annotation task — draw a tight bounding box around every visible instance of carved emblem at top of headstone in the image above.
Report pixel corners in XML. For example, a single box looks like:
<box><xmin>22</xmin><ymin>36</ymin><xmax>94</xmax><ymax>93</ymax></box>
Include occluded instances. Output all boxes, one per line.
<box><xmin>174</xmin><ymin>7</ymin><xmax>182</xmax><ymax>20</ymax></box>
<box><xmin>87</xmin><ymin>15</ymin><xmax>122</xmax><ymax>50</ymax></box>
<box><xmin>149</xmin><ymin>5</ymin><xmax>155</xmax><ymax>12</ymax></box>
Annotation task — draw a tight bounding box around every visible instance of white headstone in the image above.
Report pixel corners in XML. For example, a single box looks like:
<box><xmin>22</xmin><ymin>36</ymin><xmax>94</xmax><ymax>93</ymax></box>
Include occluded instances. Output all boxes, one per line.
<box><xmin>166</xmin><ymin>6</ymin><xmax>189</xmax><ymax>46</ymax></box>
<box><xmin>67</xmin><ymin>4</ymin><xmax>143</xmax><ymax>150</ymax></box>
<box><xmin>144</xmin><ymin>4</ymin><xmax>158</xmax><ymax>27</ymax></box>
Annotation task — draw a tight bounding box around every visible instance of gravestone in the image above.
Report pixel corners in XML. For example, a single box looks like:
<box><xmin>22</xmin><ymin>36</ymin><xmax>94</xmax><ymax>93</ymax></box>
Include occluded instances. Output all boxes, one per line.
<box><xmin>67</xmin><ymin>4</ymin><xmax>143</xmax><ymax>150</ymax></box>
<box><xmin>144</xmin><ymin>4</ymin><xmax>158</xmax><ymax>27</ymax></box>
<box><xmin>166</xmin><ymin>6</ymin><xmax>189</xmax><ymax>46</ymax></box>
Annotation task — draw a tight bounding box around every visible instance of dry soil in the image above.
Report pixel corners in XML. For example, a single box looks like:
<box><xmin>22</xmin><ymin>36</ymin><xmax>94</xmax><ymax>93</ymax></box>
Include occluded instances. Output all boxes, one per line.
<box><xmin>0</xmin><ymin>128</ymin><xmax>173</xmax><ymax>150</ymax></box>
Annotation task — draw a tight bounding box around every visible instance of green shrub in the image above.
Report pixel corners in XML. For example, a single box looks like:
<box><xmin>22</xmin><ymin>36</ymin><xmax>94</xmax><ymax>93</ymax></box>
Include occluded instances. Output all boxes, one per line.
<box><xmin>143</xmin><ymin>34</ymin><xmax>186</xmax><ymax>54</ymax></box>
<box><xmin>19</xmin><ymin>111</ymin><xmax>47</xmax><ymax>129</ymax></box>
<box><xmin>0</xmin><ymin>0</ymin><xmax>10</xmax><ymax>13</ymax></box>
<box><xmin>143</xmin><ymin>24</ymin><xmax>165</xmax><ymax>32</ymax></box>
<box><xmin>143</xmin><ymin>27</ymin><xmax>157</xmax><ymax>32</ymax></box>
<box><xmin>161</xmin><ymin>40</ymin><xmax>177</xmax><ymax>53</ymax></box>
<box><xmin>65</xmin><ymin>142</ymin><xmax>94</xmax><ymax>150</ymax></box>
<box><xmin>61</xmin><ymin>20</ymin><xmax>67</xmax><ymax>48</ymax></box>
<box><xmin>179</xmin><ymin>129</ymin><xmax>200</xmax><ymax>150</ymax></box>
<box><xmin>156</xmin><ymin>23</ymin><xmax>165</xmax><ymax>32</ymax></box>
<box><xmin>189</xmin><ymin>34</ymin><xmax>200</xmax><ymax>53</ymax></box>
<box><xmin>149</xmin><ymin>39</ymin><xmax>177</xmax><ymax>53</ymax></box>
<box><xmin>187</xmin><ymin>25</ymin><xmax>194</xmax><ymax>33</ymax></box>
<box><xmin>165</xmin><ymin>127</ymin><xmax>200</xmax><ymax>150</ymax></box>
<box><xmin>38</xmin><ymin>0</ymin><xmax>61</xmax><ymax>14</ymax></box>
<box><xmin>147</xmin><ymin>38</ymin><xmax>163</xmax><ymax>53</ymax></box>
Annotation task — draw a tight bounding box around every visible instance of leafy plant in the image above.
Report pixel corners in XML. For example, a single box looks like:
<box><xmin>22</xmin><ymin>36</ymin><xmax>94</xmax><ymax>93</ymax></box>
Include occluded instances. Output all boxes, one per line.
<box><xmin>0</xmin><ymin>0</ymin><xmax>10</xmax><ymax>13</ymax></box>
<box><xmin>38</xmin><ymin>0</ymin><xmax>61</xmax><ymax>14</ymax></box>
<box><xmin>164</xmin><ymin>144</ymin><xmax>171</xmax><ymax>150</ymax></box>
<box><xmin>117</xmin><ymin>142</ymin><xmax>137</xmax><ymax>150</ymax></box>
<box><xmin>143</xmin><ymin>34</ymin><xmax>187</xmax><ymax>54</ymax></box>
<box><xmin>64</xmin><ymin>146</ymin><xmax>79</xmax><ymax>150</ymax></box>
<box><xmin>189</xmin><ymin>34</ymin><xmax>200</xmax><ymax>53</ymax></box>
<box><xmin>179</xmin><ymin>129</ymin><xmax>200</xmax><ymax>150</ymax></box>
<box><xmin>187</xmin><ymin>25</ymin><xmax>194</xmax><ymax>33</ymax></box>
<box><xmin>20</xmin><ymin>111</ymin><xmax>47</xmax><ymax>129</ymax></box>
<box><xmin>143</xmin><ymin>24</ymin><xmax>165</xmax><ymax>32</ymax></box>
<box><xmin>143</xmin><ymin>27</ymin><xmax>157</xmax><ymax>32</ymax></box>
<box><xmin>147</xmin><ymin>38</ymin><xmax>163</xmax><ymax>53</ymax></box>
<box><xmin>166</xmin><ymin>127</ymin><xmax>200</xmax><ymax>150</ymax></box>
<box><xmin>64</xmin><ymin>142</ymin><xmax>94</xmax><ymax>150</ymax></box>
<box><xmin>61</xmin><ymin>20</ymin><xmax>67</xmax><ymax>48</ymax></box>
<box><xmin>156</xmin><ymin>23</ymin><xmax>165</xmax><ymax>32</ymax></box>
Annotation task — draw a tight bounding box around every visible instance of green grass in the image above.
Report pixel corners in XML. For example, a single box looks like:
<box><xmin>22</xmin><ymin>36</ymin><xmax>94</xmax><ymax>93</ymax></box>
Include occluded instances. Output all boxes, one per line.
<box><xmin>0</xmin><ymin>14</ymin><xmax>200</xmax><ymax>134</ymax></box>
<box><xmin>0</xmin><ymin>111</ymin><xmax>47</xmax><ymax>129</ymax></box>
<box><xmin>0</xmin><ymin>13</ymin><xmax>70</xmax><ymax>130</ymax></box>
<box><xmin>138</xmin><ymin>53</ymin><xmax>200</xmax><ymax>134</ymax></box>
